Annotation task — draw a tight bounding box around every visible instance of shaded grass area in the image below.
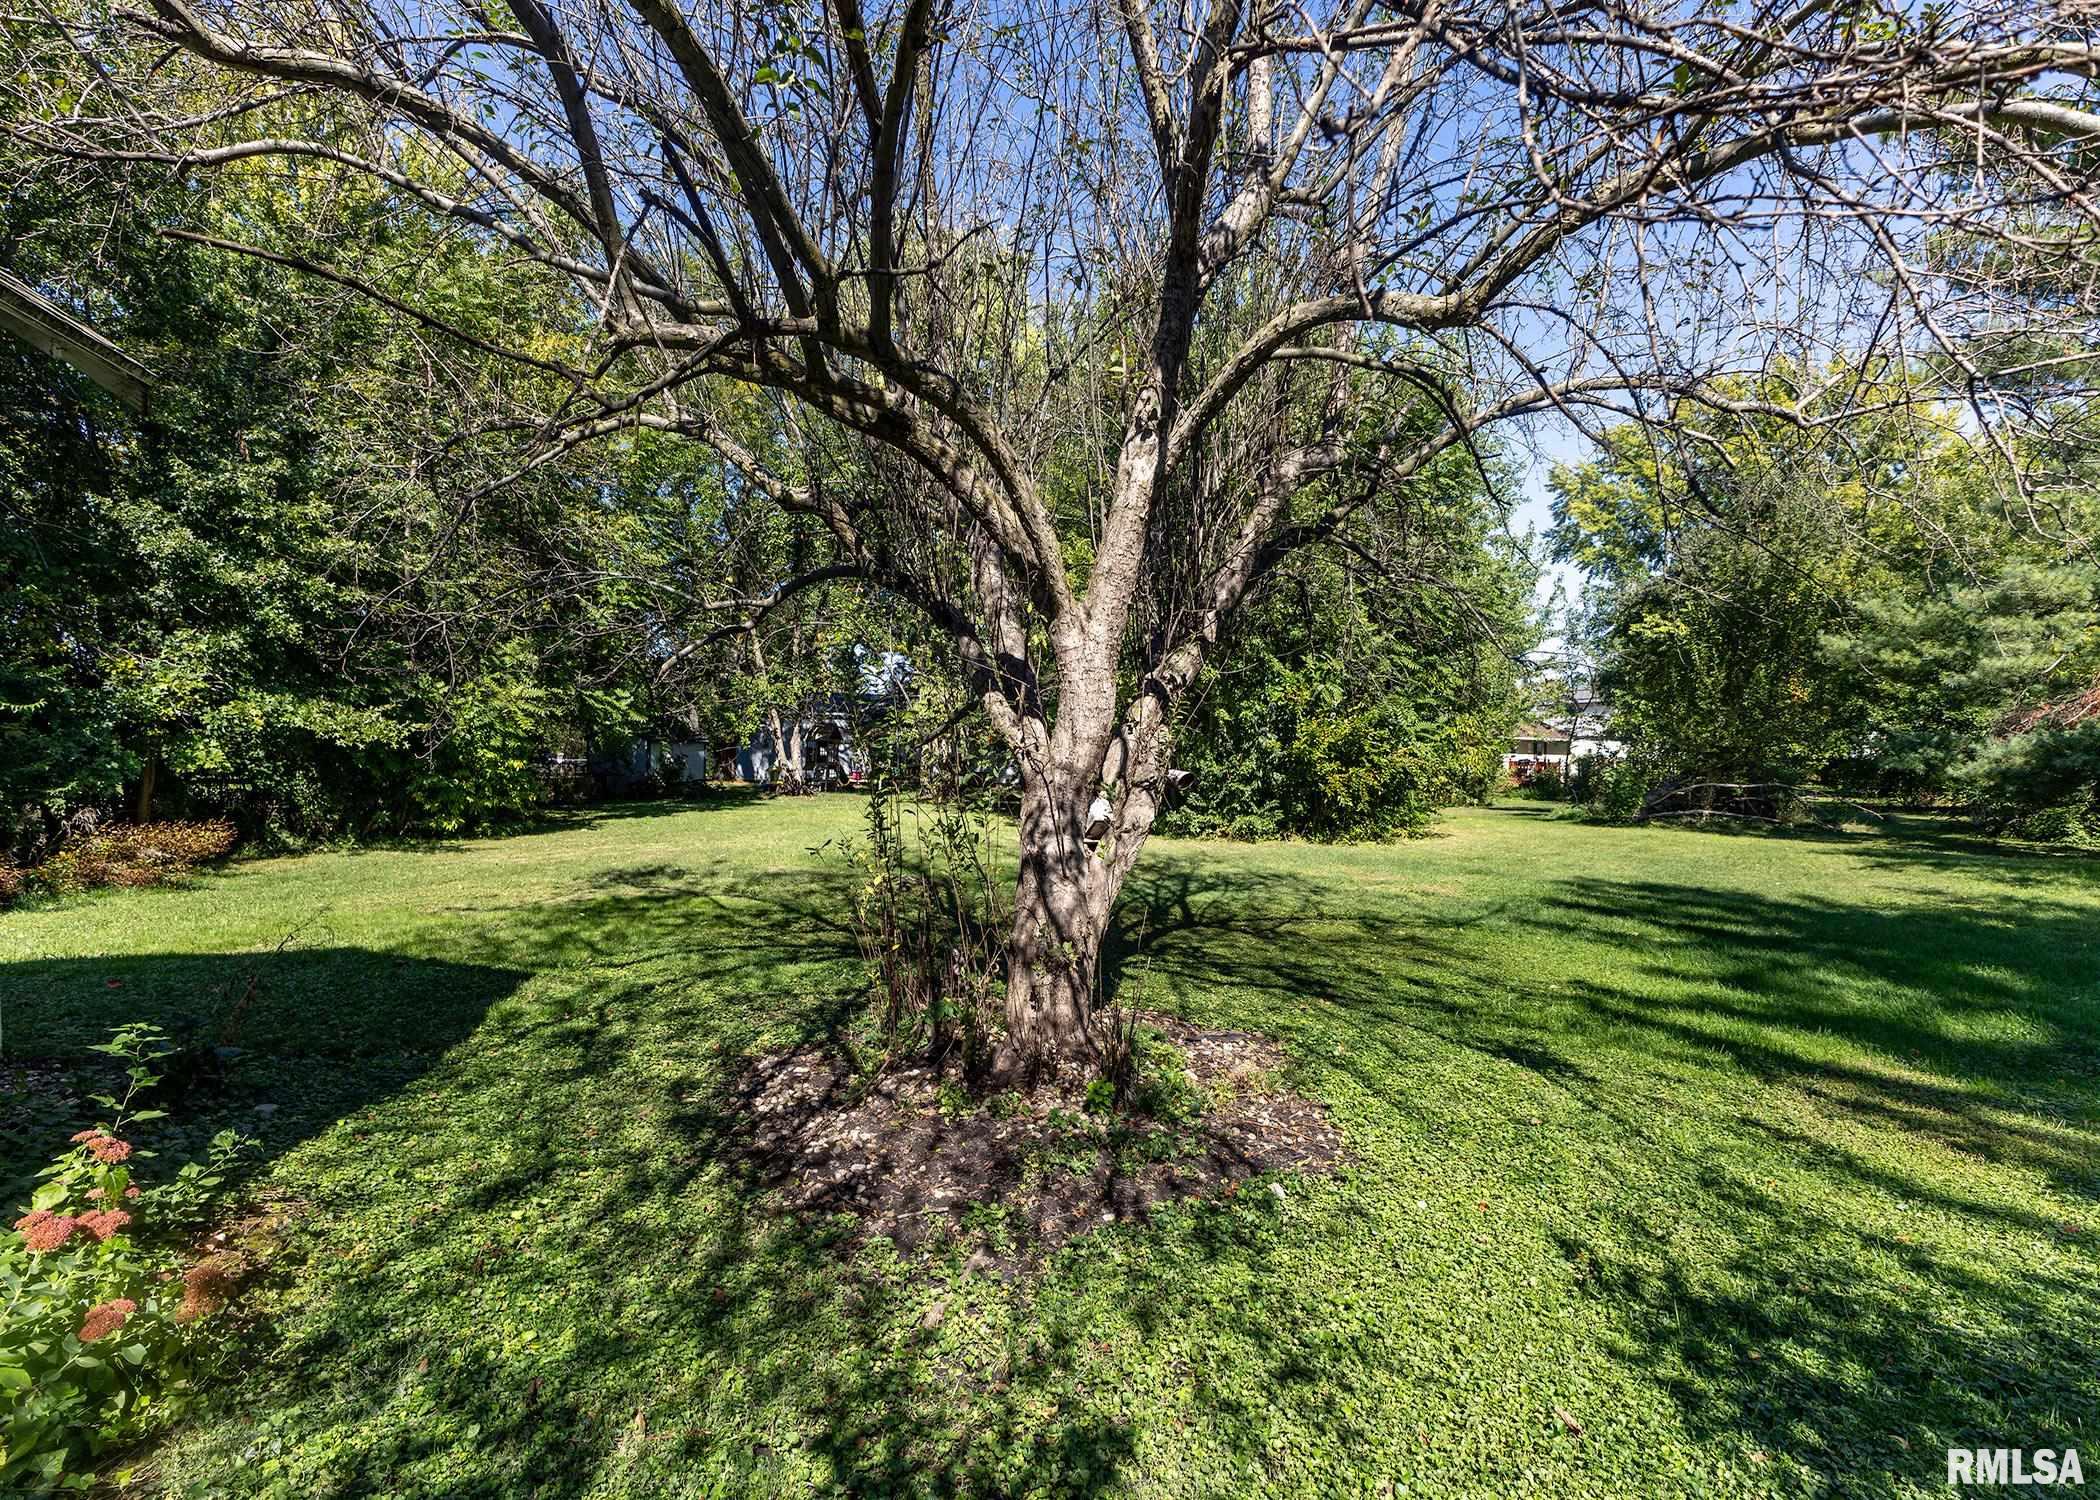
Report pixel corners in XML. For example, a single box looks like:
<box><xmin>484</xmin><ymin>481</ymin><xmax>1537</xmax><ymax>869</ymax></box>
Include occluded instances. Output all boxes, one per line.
<box><xmin>2</xmin><ymin>797</ymin><xmax>2095</xmax><ymax>1496</ymax></box>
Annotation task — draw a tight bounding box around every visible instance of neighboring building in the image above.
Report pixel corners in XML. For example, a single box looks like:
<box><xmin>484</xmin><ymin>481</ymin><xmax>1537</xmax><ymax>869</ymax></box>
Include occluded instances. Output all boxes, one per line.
<box><xmin>579</xmin><ymin>690</ymin><xmax>895</xmax><ymax>796</ymax></box>
<box><xmin>575</xmin><ymin>739</ymin><xmax>708</xmax><ymax>797</ymax></box>
<box><xmin>726</xmin><ymin>711</ymin><xmax>859</xmax><ymax>785</ymax></box>
<box><xmin>1507</xmin><ymin>687</ymin><xmax>1623</xmax><ymax>782</ymax></box>
<box><xmin>1506</xmin><ymin>721</ymin><xmax>1574</xmax><ymax>782</ymax></box>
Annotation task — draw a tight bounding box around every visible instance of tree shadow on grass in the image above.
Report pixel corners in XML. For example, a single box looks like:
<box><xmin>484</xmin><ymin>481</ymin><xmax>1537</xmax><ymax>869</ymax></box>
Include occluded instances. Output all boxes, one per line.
<box><xmin>1097</xmin><ymin>848</ymin><xmax>2100</xmax><ymax>1487</ymax></box>
<box><xmin>1113</xmin><ymin>853</ymin><xmax>2099</xmax><ymax>1198</ymax></box>
<box><xmin>1587</xmin><ymin>804</ymin><xmax>2100</xmax><ymax>889</ymax></box>
<box><xmin>1521</xmin><ymin>881</ymin><xmax>2100</xmax><ymax>1185</ymax></box>
<box><xmin>4</xmin><ymin>864</ymin><xmax>1136</xmax><ymax>1495</ymax></box>
<box><xmin>1104</xmin><ymin>857</ymin><xmax>1483</xmax><ymax>1007</ymax></box>
<box><xmin>1543</xmin><ymin>1170</ymin><xmax>2098</xmax><ymax>1491</ymax></box>
<box><xmin>265</xmin><ymin>789</ymin><xmax>777</xmax><ymax>864</ymax></box>
<box><xmin>232</xmin><ymin>1165</ymin><xmax>1139</xmax><ymax>1497</ymax></box>
<box><xmin>11</xmin><ymin>836</ymin><xmax>2095</xmax><ymax>1496</ymax></box>
<box><xmin>157</xmin><ymin>940</ymin><xmax>1138</xmax><ymax>1496</ymax></box>
<box><xmin>1482</xmin><ymin>800</ymin><xmax>1564</xmax><ymax>818</ymax></box>
<box><xmin>1</xmin><ymin>948</ymin><xmax>534</xmax><ymax>1209</ymax></box>
<box><xmin>0</xmin><ymin>890</ymin><xmax>1137</xmax><ymax>1494</ymax></box>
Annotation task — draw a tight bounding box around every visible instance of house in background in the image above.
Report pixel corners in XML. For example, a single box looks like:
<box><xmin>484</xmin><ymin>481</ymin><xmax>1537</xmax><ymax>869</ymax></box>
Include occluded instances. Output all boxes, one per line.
<box><xmin>571</xmin><ymin>690</ymin><xmax>893</xmax><ymax>798</ymax></box>
<box><xmin>725</xmin><ymin>709</ymin><xmax>863</xmax><ymax>785</ymax></box>
<box><xmin>1505</xmin><ymin>721</ymin><xmax>1574</xmax><ymax>783</ymax></box>
<box><xmin>1556</xmin><ymin>689</ymin><xmax>1621</xmax><ymax>763</ymax></box>
<box><xmin>1507</xmin><ymin>685</ymin><xmax>1622</xmax><ymax>784</ymax></box>
<box><xmin>570</xmin><ymin>727</ymin><xmax>711</xmax><ymax>798</ymax></box>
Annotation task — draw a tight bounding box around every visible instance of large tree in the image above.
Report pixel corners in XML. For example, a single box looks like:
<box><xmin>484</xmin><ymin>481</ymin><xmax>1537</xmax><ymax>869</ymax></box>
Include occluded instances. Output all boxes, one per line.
<box><xmin>10</xmin><ymin>0</ymin><xmax>2097</xmax><ymax>1066</ymax></box>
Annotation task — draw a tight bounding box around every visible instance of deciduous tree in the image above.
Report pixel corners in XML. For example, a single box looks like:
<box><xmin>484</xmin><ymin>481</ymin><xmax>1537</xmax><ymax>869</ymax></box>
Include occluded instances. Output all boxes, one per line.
<box><xmin>11</xmin><ymin>0</ymin><xmax>2096</xmax><ymax>1065</ymax></box>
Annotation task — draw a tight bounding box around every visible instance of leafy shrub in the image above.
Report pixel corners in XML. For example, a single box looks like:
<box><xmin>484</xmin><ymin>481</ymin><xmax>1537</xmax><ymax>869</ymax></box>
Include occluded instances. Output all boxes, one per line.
<box><xmin>400</xmin><ymin>665</ymin><xmax>556</xmax><ymax>834</ymax></box>
<box><xmin>3</xmin><ymin>822</ymin><xmax>236</xmax><ymax>906</ymax></box>
<box><xmin>835</xmin><ymin>781</ymin><xmax>1008</xmax><ymax>1082</ymax></box>
<box><xmin>2002</xmin><ymin>801</ymin><xmax>2100</xmax><ymax>848</ymax></box>
<box><xmin>1525</xmin><ymin>766</ymin><xmax>1566</xmax><ymax>801</ymax></box>
<box><xmin>1</xmin><ymin>1025</ymin><xmax>253</xmax><ymax>1489</ymax></box>
<box><xmin>1959</xmin><ymin>718</ymin><xmax>2100</xmax><ymax>843</ymax></box>
<box><xmin>1122</xmin><ymin>1029</ymin><xmax>1204</xmax><ymax>1125</ymax></box>
<box><xmin>1581</xmin><ymin>758</ymin><xmax>1650</xmax><ymax>822</ymax></box>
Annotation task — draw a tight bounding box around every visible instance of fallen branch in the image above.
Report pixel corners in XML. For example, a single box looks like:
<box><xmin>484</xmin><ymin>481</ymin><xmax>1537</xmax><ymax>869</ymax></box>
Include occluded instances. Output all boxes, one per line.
<box><xmin>1639</xmin><ymin>781</ymin><xmax>1886</xmax><ymax>823</ymax></box>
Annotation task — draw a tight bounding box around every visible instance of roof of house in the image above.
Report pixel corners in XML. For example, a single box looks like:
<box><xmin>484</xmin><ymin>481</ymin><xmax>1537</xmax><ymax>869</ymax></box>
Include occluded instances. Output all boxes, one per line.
<box><xmin>0</xmin><ymin>268</ymin><xmax>153</xmax><ymax>413</ymax></box>
<box><xmin>1512</xmin><ymin>722</ymin><xmax>1571</xmax><ymax>741</ymax></box>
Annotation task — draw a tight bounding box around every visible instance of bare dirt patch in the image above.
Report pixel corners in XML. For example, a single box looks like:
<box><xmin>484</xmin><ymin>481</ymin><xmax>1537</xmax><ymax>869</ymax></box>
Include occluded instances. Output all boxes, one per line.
<box><xmin>725</xmin><ymin>1013</ymin><xmax>1341</xmax><ymax>1266</ymax></box>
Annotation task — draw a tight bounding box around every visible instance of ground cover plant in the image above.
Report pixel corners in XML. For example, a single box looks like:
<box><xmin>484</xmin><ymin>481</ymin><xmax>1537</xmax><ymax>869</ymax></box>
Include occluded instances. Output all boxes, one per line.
<box><xmin>0</xmin><ymin>823</ymin><xmax>238</xmax><ymax>908</ymax></box>
<box><xmin>732</xmin><ymin>1012</ymin><xmax>1341</xmax><ymax>1265</ymax></box>
<box><xmin>1</xmin><ymin>796</ymin><xmax>2095</xmax><ymax>1497</ymax></box>
<box><xmin>1</xmin><ymin>1024</ymin><xmax>254</xmax><ymax>1488</ymax></box>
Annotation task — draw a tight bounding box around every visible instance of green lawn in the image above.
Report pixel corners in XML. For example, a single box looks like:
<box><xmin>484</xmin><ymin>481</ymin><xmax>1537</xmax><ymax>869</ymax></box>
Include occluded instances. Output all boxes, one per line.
<box><xmin>3</xmin><ymin>797</ymin><xmax>2096</xmax><ymax>1497</ymax></box>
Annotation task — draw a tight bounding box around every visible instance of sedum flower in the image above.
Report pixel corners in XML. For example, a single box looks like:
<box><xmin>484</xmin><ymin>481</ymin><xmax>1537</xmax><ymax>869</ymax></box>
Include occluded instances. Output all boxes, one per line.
<box><xmin>15</xmin><ymin>1210</ymin><xmax>79</xmax><ymax>1252</ymax></box>
<box><xmin>76</xmin><ymin>1209</ymin><xmax>133</xmax><ymax>1242</ymax></box>
<box><xmin>79</xmin><ymin>1298</ymin><xmax>138</xmax><ymax>1342</ymax></box>
<box><xmin>175</xmin><ymin>1256</ymin><xmax>240</xmax><ymax>1324</ymax></box>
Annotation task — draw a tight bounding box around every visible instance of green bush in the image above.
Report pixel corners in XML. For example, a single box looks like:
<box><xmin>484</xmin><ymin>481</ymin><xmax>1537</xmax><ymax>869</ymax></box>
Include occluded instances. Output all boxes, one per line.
<box><xmin>1581</xmin><ymin>758</ymin><xmax>1650</xmax><ymax>822</ymax></box>
<box><xmin>1</xmin><ymin>1025</ymin><xmax>252</xmax><ymax>1489</ymax></box>
<box><xmin>2003</xmin><ymin>801</ymin><xmax>2100</xmax><ymax>848</ymax></box>
<box><xmin>399</xmin><ymin>656</ymin><xmax>557</xmax><ymax>834</ymax></box>
<box><xmin>1960</xmin><ymin>719</ymin><xmax>2100</xmax><ymax>843</ymax></box>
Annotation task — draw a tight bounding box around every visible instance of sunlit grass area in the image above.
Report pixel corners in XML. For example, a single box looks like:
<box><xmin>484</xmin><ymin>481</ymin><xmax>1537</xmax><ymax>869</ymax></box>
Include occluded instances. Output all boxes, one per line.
<box><xmin>4</xmin><ymin>796</ymin><xmax>2096</xmax><ymax>1497</ymax></box>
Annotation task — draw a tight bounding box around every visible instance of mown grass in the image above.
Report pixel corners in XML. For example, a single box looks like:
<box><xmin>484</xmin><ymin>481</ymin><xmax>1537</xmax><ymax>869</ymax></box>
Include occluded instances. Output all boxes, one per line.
<box><xmin>2</xmin><ymin>796</ymin><xmax>2095</xmax><ymax>1497</ymax></box>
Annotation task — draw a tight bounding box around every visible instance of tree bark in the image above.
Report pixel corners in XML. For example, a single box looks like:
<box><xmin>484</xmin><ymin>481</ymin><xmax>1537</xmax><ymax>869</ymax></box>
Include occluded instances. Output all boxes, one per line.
<box><xmin>134</xmin><ymin>749</ymin><xmax>158</xmax><ymax>823</ymax></box>
<box><xmin>751</xmin><ymin>628</ymin><xmax>806</xmax><ymax>789</ymax></box>
<box><xmin>1000</xmin><ymin>734</ymin><xmax>1164</xmax><ymax>1072</ymax></box>
<box><xmin>764</xmin><ymin>703</ymin><xmax>791</xmax><ymax>782</ymax></box>
<box><xmin>1004</xmin><ymin>764</ymin><xmax>1107</xmax><ymax>1067</ymax></box>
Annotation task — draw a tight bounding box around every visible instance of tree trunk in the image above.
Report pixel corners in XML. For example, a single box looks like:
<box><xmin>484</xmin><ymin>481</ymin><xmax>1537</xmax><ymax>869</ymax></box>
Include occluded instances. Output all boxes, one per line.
<box><xmin>135</xmin><ymin>749</ymin><xmax>159</xmax><ymax>823</ymax></box>
<box><xmin>1004</xmin><ymin>769</ymin><xmax>1107</xmax><ymax>1068</ymax></box>
<box><xmin>764</xmin><ymin>704</ymin><xmax>787</xmax><ymax>779</ymax></box>
<box><xmin>1000</xmin><ymin>747</ymin><xmax>1166</xmax><ymax>1072</ymax></box>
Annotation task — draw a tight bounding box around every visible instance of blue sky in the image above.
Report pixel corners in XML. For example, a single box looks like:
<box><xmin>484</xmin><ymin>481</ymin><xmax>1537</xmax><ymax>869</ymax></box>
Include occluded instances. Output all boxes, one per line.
<box><xmin>1506</xmin><ymin>415</ymin><xmax>1590</xmax><ymax>617</ymax></box>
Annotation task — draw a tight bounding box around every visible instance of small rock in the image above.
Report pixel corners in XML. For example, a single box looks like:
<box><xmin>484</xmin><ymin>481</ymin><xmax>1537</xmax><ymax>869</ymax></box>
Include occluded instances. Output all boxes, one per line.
<box><xmin>921</xmin><ymin>1300</ymin><xmax>946</xmax><ymax>1330</ymax></box>
<box><xmin>1268</xmin><ymin>1182</ymin><xmax>1287</xmax><ymax>1203</ymax></box>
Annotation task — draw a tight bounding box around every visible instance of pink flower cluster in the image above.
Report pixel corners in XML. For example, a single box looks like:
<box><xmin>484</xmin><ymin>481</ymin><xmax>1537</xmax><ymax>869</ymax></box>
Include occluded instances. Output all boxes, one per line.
<box><xmin>76</xmin><ymin>1209</ymin><xmax>133</xmax><ymax>1242</ymax></box>
<box><xmin>79</xmin><ymin>1298</ymin><xmax>137</xmax><ymax>1343</ymax></box>
<box><xmin>14</xmin><ymin>1209</ymin><xmax>78</xmax><ymax>1253</ymax></box>
<box><xmin>70</xmin><ymin>1130</ymin><xmax>134</xmax><ymax>1164</ymax></box>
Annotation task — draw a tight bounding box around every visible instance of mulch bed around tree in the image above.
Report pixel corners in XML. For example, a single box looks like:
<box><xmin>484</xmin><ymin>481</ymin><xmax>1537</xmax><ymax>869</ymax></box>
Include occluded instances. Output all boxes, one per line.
<box><xmin>724</xmin><ymin>1014</ymin><xmax>1342</xmax><ymax>1267</ymax></box>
